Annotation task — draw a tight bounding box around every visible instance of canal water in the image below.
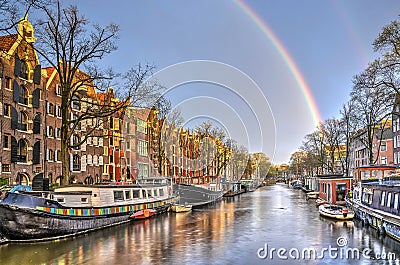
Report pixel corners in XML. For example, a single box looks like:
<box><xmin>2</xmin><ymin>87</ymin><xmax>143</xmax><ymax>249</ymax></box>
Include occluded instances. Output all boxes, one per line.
<box><xmin>1</xmin><ymin>184</ymin><xmax>400</xmax><ymax>265</ymax></box>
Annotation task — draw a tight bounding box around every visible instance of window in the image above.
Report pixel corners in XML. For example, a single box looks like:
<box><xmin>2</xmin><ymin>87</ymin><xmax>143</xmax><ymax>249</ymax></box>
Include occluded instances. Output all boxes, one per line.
<box><xmin>47</xmin><ymin>126</ymin><xmax>54</xmax><ymax>137</ymax></box>
<box><xmin>381</xmin><ymin>156</ymin><xmax>387</xmax><ymax>165</ymax></box>
<box><xmin>72</xmin><ymin>154</ymin><xmax>80</xmax><ymax>171</ymax></box>
<box><xmin>381</xmin><ymin>191</ymin><xmax>386</xmax><ymax>206</ymax></box>
<box><xmin>19</xmin><ymin>60</ymin><xmax>29</xmax><ymax>79</ymax></box>
<box><xmin>56</xmin><ymin>106</ymin><xmax>62</xmax><ymax>117</ymax></box>
<box><xmin>80</xmin><ymin>198</ymin><xmax>88</xmax><ymax>203</ymax></box>
<box><xmin>56</xmin><ymin>198</ymin><xmax>65</xmax><ymax>203</ymax></box>
<box><xmin>138</xmin><ymin>163</ymin><xmax>148</xmax><ymax>178</ymax></box>
<box><xmin>137</xmin><ymin>119</ymin><xmax>146</xmax><ymax>133</ymax></box>
<box><xmin>4</xmin><ymin>104</ymin><xmax>10</xmax><ymax>117</ymax></box>
<box><xmin>387</xmin><ymin>192</ymin><xmax>392</xmax><ymax>208</ymax></box>
<box><xmin>1</xmin><ymin>164</ymin><xmax>10</xmax><ymax>173</ymax></box>
<box><xmin>55</xmin><ymin>128</ymin><xmax>60</xmax><ymax>139</ymax></box>
<box><xmin>133</xmin><ymin>190</ymin><xmax>140</xmax><ymax>198</ymax></box>
<box><xmin>138</xmin><ymin>140</ymin><xmax>148</xmax><ymax>156</ymax></box>
<box><xmin>125</xmin><ymin>190</ymin><xmax>132</xmax><ymax>200</ymax></box>
<box><xmin>18</xmin><ymin>111</ymin><xmax>28</xmax><ymax>131</ymax></box>
<box><xmin>48</xmin><ymin>149</ymin><xmax>54</xmax><ymax>161</ymax></box>
<box><xmin>113</xmin><ymin>190</ymin><xmax>124</xmax><ymax>201</ymax></box>
<box><xmin>19</xmin><ymin>85</ymin><xmax>28</xmax><ymax>105</ymax></box>
<box><xmin>3</xmin><ymin>135</ymin><xmax>10</xmax><ymax>149</ymax></box>
<box><xmin>47</xmin><ymin>103</ymin><xmax>54</xmax><ymax>115</ymax></box>
<box><xmin>71</xmin><ymin>95</ymin><xmax>80</xmax><ymax>110</ymax></box>
<box><xmin>72</xmin><ymin>134</ymin><xmax>80</xmax><ymax>149</ymax></box>
<box><xmin>17</xmin><ymin>139</ymin><xmax>27</xmax><ymax>163</ymax></box>
<box><xmin>395</xmin><ymin>194</ymin><xmax>399</xmax><ymax>209</ymax></box>
<box><xmin>159</xmin><ymin>189</ymin><xmax>164</xmax><ymax>196</ymax></box>
<box><xmin>380</xmin><ymin>142</ymin><xmax>387</xmax><ymax>152</ymax></box>
<box><xmin>55</xmin><ymin>84</ymin><xmax>61</xmax><ymax>95</ymax></box>
<box><xmin>5</xmin><ymin>77</ymin><xmax>12</xmax><ymax>90</ymax></box>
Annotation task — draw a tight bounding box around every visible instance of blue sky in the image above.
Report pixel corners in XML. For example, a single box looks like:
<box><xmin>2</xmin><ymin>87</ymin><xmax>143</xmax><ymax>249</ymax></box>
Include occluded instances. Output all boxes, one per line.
<box><xmin>66</xmin><ymin>0</ymin><xmax>399</xmax><ymax>164</ymax></box>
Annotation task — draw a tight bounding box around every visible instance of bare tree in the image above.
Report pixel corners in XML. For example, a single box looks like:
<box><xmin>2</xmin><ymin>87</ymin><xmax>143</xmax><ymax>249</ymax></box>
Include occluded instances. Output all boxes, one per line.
<box><xmin>320</xmin><ymin>118</ymin><xmax>346</xmax><ymax>174</ymax></box>
<box><xmin>6</xmin><ymin>2</ymin><xmax>159</xmax><ymax>184</ymax></box>
<box><xmin>300</xmin><ymin>129</ymin><xmax>327</xmax><ymax>172</ymax></box>
<box><xmin>373</xmin><ymin>17</ymin><xmax>400</xmax><ymax>96</ymax></box>
<box><xmin>340</xmin><ymin>101</ymin><xmax>358</xmax><ymax>175</ymax></box>
<box><xmin>351</xmin><ymin>62</ymin><xmax>395</xmax><ymax>165</ymax></box>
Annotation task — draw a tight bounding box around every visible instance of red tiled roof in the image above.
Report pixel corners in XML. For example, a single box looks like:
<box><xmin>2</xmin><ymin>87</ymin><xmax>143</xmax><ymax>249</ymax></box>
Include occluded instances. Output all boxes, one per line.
<box><xmin>43</xmin><ymin>66</ymin><xmax>56</xmax><ymax>77</ymax></box>
<box><xmin>0</xmin><ymin>34</ymin><xmax>18</xmax><ymax>52</ymax></box>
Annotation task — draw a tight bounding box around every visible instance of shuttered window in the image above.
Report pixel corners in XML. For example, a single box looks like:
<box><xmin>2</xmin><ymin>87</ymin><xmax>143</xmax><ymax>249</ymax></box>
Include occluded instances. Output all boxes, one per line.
<box><xmin>33</xmin><ymin>141</ymin><xmax>40</xmax><ymax>165</ymax></box>
<box><xmin>33</xmin><ymin>114</ymin><xmax>40</xmax><ymax>134</ymax></box>
<box><xmin>33</xmin><ymin>65</ymin><xmax>41</xmax><ymax>85</ymax></box>
<box><xmin>14</xmin><ymin>55</ymin><xmax>21</xmax><ymax>77</ymax></box>
<box><xmin>32</xmin><ymin>88</ymin><xmax>40</xmax><ymax>108</ymax></box>
<box><xmin>11</xmin><ymin>107</ymin><xmax>18</xmax><ymax>130</ymax></box>
<box><xmin>11</xmin><ymin>136</ymin><xmax>18</xmax><ymax>163</ymax></box>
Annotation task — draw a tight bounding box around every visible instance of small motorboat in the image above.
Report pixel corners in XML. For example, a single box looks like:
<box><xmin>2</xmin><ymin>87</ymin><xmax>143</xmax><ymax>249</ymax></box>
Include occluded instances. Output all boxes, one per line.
<box><xmin>130</xmin><ymin>209</ymin><xmax>157</xmax><ymax>220</ymax></box>
<box><xmin>170</xmin><ymin>204</ymin><xmax>192</xmax><ymax>213</ymax></box>
<box><xmin>319</xmin><ymin>204</ymin><xmax>354</xmax><ymax>220</ymax></box>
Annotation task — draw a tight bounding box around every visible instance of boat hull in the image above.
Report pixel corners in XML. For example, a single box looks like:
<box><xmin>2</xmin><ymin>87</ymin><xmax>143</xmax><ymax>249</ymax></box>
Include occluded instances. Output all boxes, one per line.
<box><xmin>0</xmin><ymin>204</ymin><xmax>131</xmax><ymax>241</ymax></box>
<box><xmin>170</xmin><ymin>204</ymin><xmax>192</xmax><ymax>212</ymax></box>
<box><xmin>173</xmin><ymin>184</ymin><xmax>224</xmax><ymax>207</ymax></box>
<box><xmin>0</xmin><ymin>192</ymin><xmax>173</xmax><ymax>243</ymax></box>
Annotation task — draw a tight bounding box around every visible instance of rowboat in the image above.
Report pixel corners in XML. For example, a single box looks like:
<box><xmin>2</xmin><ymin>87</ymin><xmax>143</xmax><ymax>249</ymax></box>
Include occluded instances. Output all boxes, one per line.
<box><xmin>170</xmin><ymin>204</ymin><xmax>192</xmax><ymax>213</ymax></box>
<box><xmin>130</xmin><ymin>209</ymin><xmax>157</xmax><ymax>219</ymax></box>
<box><xmin>319</xmin><ymin>204</ymin><xmax>354</xmax><ymax>220</ymax></box>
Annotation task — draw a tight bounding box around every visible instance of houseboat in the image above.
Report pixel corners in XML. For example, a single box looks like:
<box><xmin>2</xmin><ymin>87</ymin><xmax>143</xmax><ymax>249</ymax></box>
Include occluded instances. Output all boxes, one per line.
<box><xmin>347</xmin><ymin>179</ymin><xmax>400</xmax><ymax>241</ymax></box>
<box><xmin>222</xmin><ymin>181</ymin><xmax>246</xmax><ymax>197</ymax></box>
<box><xmin>0</xmin><ymin>178</ymin><xmax>174</xmax><ymax>243</ymax></box>
<box><xmin>241</xmin><ymin>179</ymin><xmax>261</xmax><ymax>192</ymax></box>
<box><xmin>318</xmin><ymin>174</ymin><xmax>353</xmax><ymax>205</ymax></box>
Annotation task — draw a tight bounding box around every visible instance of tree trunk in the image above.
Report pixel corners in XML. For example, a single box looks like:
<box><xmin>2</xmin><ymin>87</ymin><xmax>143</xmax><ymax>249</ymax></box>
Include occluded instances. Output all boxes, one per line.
<box><xmin>61</xmin><ymin>92</ymin><xmax>70</xmax><ymax>186</ymax></box>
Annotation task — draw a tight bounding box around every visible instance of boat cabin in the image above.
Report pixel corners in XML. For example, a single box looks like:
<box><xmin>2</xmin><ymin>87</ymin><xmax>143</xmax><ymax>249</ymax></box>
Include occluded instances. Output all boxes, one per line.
<box><xmin>355</xmin><ymin>165</ymin><xmax>397</xmax><ymax>182</ymax></box>
<box><xmin>360</xmin><ymin>181</ymin><xmax>400</xmax><ymax>216</ymax></box>
<box><xmin>318</xmin><ymin>174</ymin><xmax>353</xmax><ymax>204</ymax></box>
<box><xmin>53</xmin><ymin>180</ymin><xmax>171</xmax><ymax>208</ymax></box>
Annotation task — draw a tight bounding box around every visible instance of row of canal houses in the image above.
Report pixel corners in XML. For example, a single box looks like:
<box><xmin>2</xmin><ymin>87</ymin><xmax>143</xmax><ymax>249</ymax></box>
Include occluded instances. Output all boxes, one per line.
<box><xmin>0</xmin><ymin>17</ymin><xmax>230</xmax><ymax>188</ymax></box>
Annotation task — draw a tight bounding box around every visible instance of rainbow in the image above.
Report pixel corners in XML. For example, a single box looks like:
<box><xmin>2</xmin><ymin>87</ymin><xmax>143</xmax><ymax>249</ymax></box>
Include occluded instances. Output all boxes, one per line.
<box><xmin>235</xmin><ymin>0</ymin><xmax>322</xmax><ymax>127</ymax></box>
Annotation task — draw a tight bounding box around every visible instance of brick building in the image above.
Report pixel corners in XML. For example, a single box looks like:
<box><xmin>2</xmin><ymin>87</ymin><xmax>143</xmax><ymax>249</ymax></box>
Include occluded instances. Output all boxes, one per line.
<box><xmin>0</xmin><ymin>17</ymin><xmax>45</xmax><ymax>185</ymax></box>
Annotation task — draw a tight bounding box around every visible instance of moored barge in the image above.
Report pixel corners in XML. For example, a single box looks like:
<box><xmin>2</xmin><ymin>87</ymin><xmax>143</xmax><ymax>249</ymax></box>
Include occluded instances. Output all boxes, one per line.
<box><xmin>0</xmin><ymin>178</ymin><xmax>174</xmax><ymax>243</ymax></box>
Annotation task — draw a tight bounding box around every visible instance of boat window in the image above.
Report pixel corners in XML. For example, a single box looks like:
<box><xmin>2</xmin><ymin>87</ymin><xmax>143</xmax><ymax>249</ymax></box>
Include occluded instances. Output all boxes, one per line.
<box><xmin>81</xmin><ymin>198</ymin><xmax>88</xmax><ymax>203</ymax></box>
<box><xmin>394</xmin><ymin>194</ymin><xmax>399</xmax><ymax>209</ymax></box>
<box><xmin>56</xmin><ymin>198</ymin><xmax>65</xmax><ymax>203</ymax></box>
<box><xmin>125</xmin><ymin>190</ymin><xmax>132</xmax><ymax>200</ymax></box>
<box><xmin>381</xmin><ymin>191</ymin><xmax>386</xmax><ymax>206</ymax></box>
<box><xmin>133</xmin><ymin>190</ymin><xmax>140</xmax><ymax>198</ymax></box>
<box><xmin>154</xmin><ymin>189</ymin><xmax>158</xmax><ymax>196</ymax></box>
<box><xmin>159</xmin><ymin>189</ymin><xmax>164</xmax><ymax>196</ymax></box>
<box><xmin>142</xmin><ymin>189</ymin><xmax>147</xmax><ymax>199</ymax></box>
<box><xmin>387</xmin><ymin>193</ymin><xmax>392</xmax><ymax>208</ymax></box>
<box><xmin>113</xmin><ymin>190</ymin><xmax>124</xmax><ymax>201</ymax></box>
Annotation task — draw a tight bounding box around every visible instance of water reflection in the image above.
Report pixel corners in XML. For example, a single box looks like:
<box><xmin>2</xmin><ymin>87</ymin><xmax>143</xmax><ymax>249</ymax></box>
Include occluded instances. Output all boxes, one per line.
<box><xmin>1</xmin><ymin>184</ymin><xmax>400</xmax><ymax>264</ymax></box>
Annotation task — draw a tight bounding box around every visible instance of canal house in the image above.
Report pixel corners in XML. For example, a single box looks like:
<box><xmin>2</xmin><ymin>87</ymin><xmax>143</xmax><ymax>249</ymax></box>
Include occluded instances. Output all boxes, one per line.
<box><xmin>318</xmin><ymin>174</ymin><xmax>353</xmax><ymax>204</ymax></box>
